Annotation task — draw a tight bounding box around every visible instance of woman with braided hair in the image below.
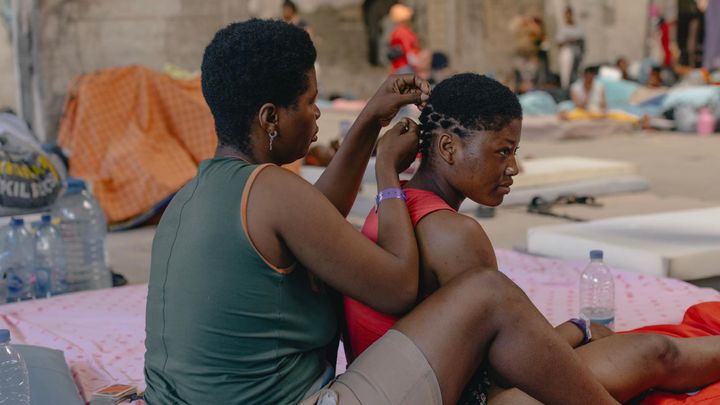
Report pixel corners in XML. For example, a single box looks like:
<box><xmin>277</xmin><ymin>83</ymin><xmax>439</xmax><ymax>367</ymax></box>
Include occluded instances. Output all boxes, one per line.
<box><xmin>345</xmin><ymin>73</ymin><xmax>720</xmax><ymax>404</ymax></box>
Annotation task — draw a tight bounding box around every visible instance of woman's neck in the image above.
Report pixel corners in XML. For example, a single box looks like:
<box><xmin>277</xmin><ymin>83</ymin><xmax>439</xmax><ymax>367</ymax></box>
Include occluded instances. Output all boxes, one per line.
<box><xmin>405</xmin><ymin>166</ymin><xmax>465</xmax><ymax>211</ymax></box>
<box><xmin>214</xmin><ymin>144</ymin><xmax>264</xmax><ymax>164</ymax></box>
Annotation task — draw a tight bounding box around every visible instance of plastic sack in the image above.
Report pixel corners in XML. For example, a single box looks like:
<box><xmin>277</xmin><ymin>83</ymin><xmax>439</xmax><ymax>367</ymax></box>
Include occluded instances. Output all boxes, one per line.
<box><xmin>674</xmin><ymin>105</ymin><xmax>698</xmax><ymax>133</ymax></box>
<box><xmin>0</xmin><ymin>113</ymin><xmax>66</xmax><ymax>211</ymax></box>
<box><xmin>518</xmin><ymin>91</ymin><xmax>558</xmax><ymax>116</ymax></box>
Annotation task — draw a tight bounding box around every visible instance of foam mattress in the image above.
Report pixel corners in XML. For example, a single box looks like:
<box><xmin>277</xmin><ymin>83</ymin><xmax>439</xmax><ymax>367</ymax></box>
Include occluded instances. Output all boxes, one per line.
<box><xmin>527</xmin><ymin>207</ymin><xmax>720</xmax><ymax>280</ymax></box>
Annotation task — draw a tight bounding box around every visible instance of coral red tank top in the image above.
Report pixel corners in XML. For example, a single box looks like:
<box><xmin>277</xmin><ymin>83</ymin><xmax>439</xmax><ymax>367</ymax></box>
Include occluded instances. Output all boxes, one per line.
<box><xmin>343</xmin><ymin>187</ymin><xmax>454</xmax><ymax>361</ymax></box>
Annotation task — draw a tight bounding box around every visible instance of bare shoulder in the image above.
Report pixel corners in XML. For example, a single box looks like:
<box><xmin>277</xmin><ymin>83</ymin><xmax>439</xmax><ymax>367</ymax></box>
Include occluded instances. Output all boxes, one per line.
<box><xmin>415</xmin><ymin>210</ymin><xmax>498</xmax><ymax>286</ymax></box>
<box><xmin>247</xmin><ymin>163</ymin><xmax>334</xmax><ymax>232</ymax></box>
<box><xmin>251</xmin><ymin>164</ymin><xmax>322</xmax><ymax>204</ymax></box>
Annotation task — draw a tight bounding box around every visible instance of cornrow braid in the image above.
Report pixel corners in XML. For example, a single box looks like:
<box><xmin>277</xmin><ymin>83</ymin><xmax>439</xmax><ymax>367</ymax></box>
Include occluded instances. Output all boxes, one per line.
<box><xmin>419</xmin><ymin>104</ymin><xmax>470</xmax><ymax>159</ymax></box>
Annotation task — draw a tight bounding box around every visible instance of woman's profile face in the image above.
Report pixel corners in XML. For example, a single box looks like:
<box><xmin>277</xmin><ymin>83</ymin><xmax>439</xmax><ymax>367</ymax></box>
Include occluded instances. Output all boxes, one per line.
<box><xmin>277</xmin><ymin>68</ymin><xmax>321</xmax><ymax>163</ymax></box>
<box><xmin>449</xmin><ymin>119</ymin><xmax>521</xmax><ymax>207</ymax></box>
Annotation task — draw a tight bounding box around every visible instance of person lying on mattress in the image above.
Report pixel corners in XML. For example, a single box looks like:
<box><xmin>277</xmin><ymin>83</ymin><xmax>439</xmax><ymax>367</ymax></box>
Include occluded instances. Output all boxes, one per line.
<box><xmin>143</xmin><ymin>19</ymin><xmax>620</xmax><ymax>405</ymax></box>
<box><xmin>344</xmin><ymin>73</ymin><xmax>720</xmax><ymax>405</ymax></box>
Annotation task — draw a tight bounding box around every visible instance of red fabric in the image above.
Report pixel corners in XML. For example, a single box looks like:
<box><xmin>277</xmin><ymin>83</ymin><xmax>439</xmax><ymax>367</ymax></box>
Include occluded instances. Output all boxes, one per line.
<box><xmin>343</xmin><ymin>188</ymin><xmax>454</xmax><ymax>361</ymax></box>
<box><xmin>629</xmin><ymin>302</ymin><xmax>720</xmax><ymax>404</ymax></box>
<box><xmin>660</xmin><ymin>21</ymin><xmax>672</xmax><ymax>66</ymax></box>
<box><xmin>389</xmin><ymin>24</ymin><xmax>420</xmax><ymax>71</ymax></box>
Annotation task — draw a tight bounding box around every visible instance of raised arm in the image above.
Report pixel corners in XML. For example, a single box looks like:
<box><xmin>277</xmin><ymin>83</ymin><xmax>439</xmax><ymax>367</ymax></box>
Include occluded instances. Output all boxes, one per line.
<box><xmin>314</xmin><ymin>75</ymin><xmax>430</xmax><ymax>217</ymax></box>
<box><xmin>247</xmin><ymin>121</ymin><xmax>421</xmax><ymax>314</ymax></box>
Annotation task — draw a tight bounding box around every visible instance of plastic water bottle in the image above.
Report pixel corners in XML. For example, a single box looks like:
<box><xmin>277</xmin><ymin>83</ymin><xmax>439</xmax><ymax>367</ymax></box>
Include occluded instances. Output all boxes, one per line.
<box><xmin>0</xmin><ymin>218</ymin><xmax>34</xmax><ymax>302</ymax></box>
<box><xmin>697</xmin><ymin>107</ymin><xmax>716</xmax><ymax>137</ymax></box>
<box><xmin>579</xmin><ymin>249</ymin><xmax>615</xmax><ymax>329</ymax></box>
<box><xmin>32</xmin><ymin>215</ymin><xmax>67</xmax><ymax>298</ymax></box>
<box><xmin>0</xmin><ymin>329</ymin><xmax>30</xmax><ymax>404</ymax></box>
<box><xmin>51</xmin><ymin>179</ymin><xmax>112</xmax><ymax>292</ymax></box>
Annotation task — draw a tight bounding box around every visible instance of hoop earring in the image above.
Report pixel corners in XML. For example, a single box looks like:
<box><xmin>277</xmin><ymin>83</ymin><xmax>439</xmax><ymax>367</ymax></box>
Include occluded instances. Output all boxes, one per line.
<box><xmin>268</xmin><ymin>130</ymin><xmax>278</xmax><ymax>151</ymax></box>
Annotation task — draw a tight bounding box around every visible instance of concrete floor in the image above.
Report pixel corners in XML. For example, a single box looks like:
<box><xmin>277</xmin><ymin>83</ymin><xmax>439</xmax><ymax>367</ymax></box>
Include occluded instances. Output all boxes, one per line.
<box><xmin>107</xmin><ymin>130</ymin><xmax>720</xmax><ymax>289</ymax></box>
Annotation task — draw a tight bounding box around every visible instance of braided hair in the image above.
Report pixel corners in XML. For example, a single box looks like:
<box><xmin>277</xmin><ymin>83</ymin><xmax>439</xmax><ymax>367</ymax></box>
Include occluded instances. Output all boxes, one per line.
<box><xmin>419</xmin><ymin>73</ymin><xmax>522</xmax><ymax>161</ymax></box>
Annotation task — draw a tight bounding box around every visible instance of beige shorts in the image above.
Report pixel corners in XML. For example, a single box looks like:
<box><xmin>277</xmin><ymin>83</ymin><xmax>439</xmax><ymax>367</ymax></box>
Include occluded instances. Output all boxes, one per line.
<box><xmin>301</xmin><ymin>329</ymin><xmax>442</xmax><ymax>405</ymax></box>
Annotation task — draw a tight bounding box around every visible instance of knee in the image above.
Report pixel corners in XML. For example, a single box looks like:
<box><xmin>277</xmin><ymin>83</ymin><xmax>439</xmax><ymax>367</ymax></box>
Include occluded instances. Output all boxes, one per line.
<box><xmin>643</xmin><ymin>334</ymin><xmax>681</xmax><ymax>375</ymax></box>
<box><xmin>460</xmin><ymin>270</ymin><xmax>528</xmax><ymax>311</ymax></box>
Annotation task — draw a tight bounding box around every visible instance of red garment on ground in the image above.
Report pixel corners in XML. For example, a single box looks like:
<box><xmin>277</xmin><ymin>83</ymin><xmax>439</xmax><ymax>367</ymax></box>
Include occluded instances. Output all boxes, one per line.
<box><xmin>343</xmin><ymin>188</ymin><xmax>454</xmax><ymax>361</ymax></box>
<box><xmin>389</xmin><ymin>23</ymin><xmax>420</xmax><ymax>72</ymax></box>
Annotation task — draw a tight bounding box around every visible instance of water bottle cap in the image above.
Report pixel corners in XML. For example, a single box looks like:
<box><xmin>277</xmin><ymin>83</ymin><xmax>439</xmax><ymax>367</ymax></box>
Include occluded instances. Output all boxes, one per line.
<box><xmin>10</xmin><ymin>217</ymin><xmax>24</xmax><ymax>226</ymax></box>
<box><xmin>0</xmin><ymin>329</ymin><xmax>9</xmax><ymax>343</ymax></box>
<box><xmin>66</xmin><ymin>178</ymin><xmax>88</xmax><ymax>193</ymax></box>
<box><xmin>41</xmin><ymin>214</ymin><xmax>52</xmax><ymax>223</ymax></box>
<box><xmin>590</xmin><ymin>250</ymin><xmax>604</xmax><ymax>260</ymax></box>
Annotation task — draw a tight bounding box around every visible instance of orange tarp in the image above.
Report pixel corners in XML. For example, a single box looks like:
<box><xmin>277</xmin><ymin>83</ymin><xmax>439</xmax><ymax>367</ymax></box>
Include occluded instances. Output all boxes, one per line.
<box><xmin>58</xmin><ymin>65</ymin><xmax>300</xmax><ymax>223</ymax></box>
<box><xmin>58</xmin><ymin>66</ymin><xmax>216</xmax><ymax>223</ymax></box>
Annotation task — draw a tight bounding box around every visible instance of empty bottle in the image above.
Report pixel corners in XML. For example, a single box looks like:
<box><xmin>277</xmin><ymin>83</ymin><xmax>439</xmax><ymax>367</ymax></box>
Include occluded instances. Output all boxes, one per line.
<box><xmin>51</xmin><ymin>179</ymin><xmax>112</xmax><ymax>292</ymax></box>
<box><xmin>579</xmin><ymin>249</ymin><xmax>615</xmax><ymax>329</ymax></box>
<box><xmin>32</xmin><ymin>215</ymin><xmax>67</xmax><ymax>298</ymax></box>
<box><xmin>0</xmin><ymin>329</ymin><xmax>30</xmax><ymax>404</ymax></box>
<box><xmin>0</xmin><ymin>218</ymin><xmax>34</xmax><ymax>302</ymax></box>
<box><xmin>697</xmin><ymin>107</ymin><xmax>716</xmax><ymax>137</ymax></box>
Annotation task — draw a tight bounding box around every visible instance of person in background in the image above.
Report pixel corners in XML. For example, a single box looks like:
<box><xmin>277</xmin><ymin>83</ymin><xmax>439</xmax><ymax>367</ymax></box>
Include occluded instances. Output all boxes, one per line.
<box><xmin>570</xmin><ymin>66</ymin><xmax>605</xmax><ymax>113</ymax></box>
<box><xmin>429</xmin><ymin>52</ymin><xmax>452</xmax><ymax>87</ymax></box>
<box><xmin>646</xmin><ymin>66</ymin><xmax>666</xmax><ymax>88</ymax></box>
<box><xmin>657</xmin><ymin>16</ymin><xmax>673</xmax><ymax>67</ymax></box>
<box><xmin>616</xmin><ymin>57</ymin><xmax>634</xmax><ymax>82</ymax></box>
<box><xmin>282</xmin><ymin>0</ymin><xmax>315</xmax><ymax>40</ymax></box>
<box><xmin>562</xmin><ymin>66</ymin><xmax>642</xmax><ymax>125</ymax></box>
<box><xmin>555</xmin><ymin>6</ymin><xmax>584</xmax><ymax>89</ymax></box>
<box><xmin>530</xmin><ymin>17</ymin><xmax>550</xmax><ymax>86</ymax></box>
<box><xmin>388</xmin><ymin>4</ymin><xmax>421</xmax><ymax>74</ymax></box>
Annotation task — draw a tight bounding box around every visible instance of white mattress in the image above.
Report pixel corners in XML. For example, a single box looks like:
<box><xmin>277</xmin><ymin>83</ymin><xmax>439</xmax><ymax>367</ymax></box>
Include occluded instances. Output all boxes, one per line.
<box><xmin>527</xmin><ymin>207</ymin><xmax>720</xmax><ymax>280</ymax></box>
<box><xmin>513</xmin><ymin>157</ymin><xmax>638</xmax><ymax>188</ymax></box>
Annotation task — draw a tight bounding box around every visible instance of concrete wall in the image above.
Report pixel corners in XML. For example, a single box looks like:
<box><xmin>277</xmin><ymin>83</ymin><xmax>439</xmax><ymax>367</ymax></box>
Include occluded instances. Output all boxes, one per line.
<box><xmin>35</xmin><ymin>0</ymin><xmax>391</xmax><ymax>139</ymax></box>
<box><xmin>546</xmin><ymin>0</ymin><xmax>650</xmax><ymax>68</ymax></box>
<box><xmin>31</xmin><ymin>0</ymin><xmax>656</xmax><ymax>140</ymax></box>
<box><xmin>37</xmin><ymin>0</ymin><xmax>253</xmax><ymax>139</ymax></box>
<box><xmin>0</xmin><ymin>20</ymin><xmax>16</xmax><ymax>111</ymax></box>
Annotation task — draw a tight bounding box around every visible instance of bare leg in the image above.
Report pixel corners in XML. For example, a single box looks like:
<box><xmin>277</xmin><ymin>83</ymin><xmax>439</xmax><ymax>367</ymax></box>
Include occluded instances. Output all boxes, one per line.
<box><xmin>489</xmin><ymin>333</ymin><xmax>720</xmax><ymax>404</ymax></box>
<box><xmin>393</xmin><ymin>270</ymin><xmax>618</xmax><ymax>405</ymax></box>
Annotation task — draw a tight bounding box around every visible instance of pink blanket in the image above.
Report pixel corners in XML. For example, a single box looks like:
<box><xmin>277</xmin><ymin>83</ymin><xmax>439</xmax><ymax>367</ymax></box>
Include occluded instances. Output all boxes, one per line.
<box><xmin>1</xmin><ymin>249</ymin><xmax>718</xmax><ymax>402</ymax></box>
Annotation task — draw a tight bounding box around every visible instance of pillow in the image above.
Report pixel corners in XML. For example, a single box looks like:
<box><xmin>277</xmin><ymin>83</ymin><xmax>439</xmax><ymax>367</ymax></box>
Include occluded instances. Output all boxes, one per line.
<box><xmin>15</xmin><ymin>344</ymin><xmax>83</xmax><ymax>405</ymax></box>
<box><xmin>661</xmin><ymin>86</ymin><xmax>720</xmax><ymax>111</ymax></box>
<box><xmin>597</xmin><ymin>78</ymin><xmax>640</xmax><ymax>110</ymax></box>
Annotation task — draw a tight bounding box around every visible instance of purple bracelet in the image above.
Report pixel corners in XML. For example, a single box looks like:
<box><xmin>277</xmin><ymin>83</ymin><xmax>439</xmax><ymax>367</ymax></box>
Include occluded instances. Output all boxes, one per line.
<box><xmin>375</xmin><ymin>188</ymin><xmax>407</xmax><ymax>212</ymax></box>
<box><xmin>568</xmin><ymin>318</ymin><xmax>592</xmax><ymax>345</ymax></box>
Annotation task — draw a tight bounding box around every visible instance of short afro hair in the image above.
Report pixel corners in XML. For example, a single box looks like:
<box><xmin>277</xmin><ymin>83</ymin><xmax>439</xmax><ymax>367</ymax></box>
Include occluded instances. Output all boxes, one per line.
<box><xmin>419</xmin><ymin>73</ymin><xmax>522</xmax><ymax>159</ymax></box>
<box><xmin>201</xmin><ymin>19</ymin><xmax>316</xmax><ymax>153</ymax></box>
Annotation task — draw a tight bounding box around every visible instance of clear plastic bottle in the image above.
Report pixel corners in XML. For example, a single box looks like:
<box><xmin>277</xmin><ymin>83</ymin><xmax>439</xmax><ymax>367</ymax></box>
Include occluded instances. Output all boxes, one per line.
<box><xmin>579</xmin><ymin>249</ymin><xmax>615</xmax><ymax>329</ymax></box>
<box><xmin>0</xmin><ymin>218</ymin><xmax>34</xmax><ymax>302</ymax></box>
<box><xmin>51</xmin><ymin>179</ymin><xmax>112</xmax><ymax>292</ymax></box>
<box><xmin>0</xmin><ymin>329</ymin><xmax>30</xmax><ymax>404</ymax></box>
<box><xmin>32</xmin><ymin>215</ymin><xmax>67</xmax><ymax>298</ymax></box>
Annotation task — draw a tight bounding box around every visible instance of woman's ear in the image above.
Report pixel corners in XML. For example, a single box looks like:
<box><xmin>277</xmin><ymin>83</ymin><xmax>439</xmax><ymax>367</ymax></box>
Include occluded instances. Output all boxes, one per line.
<box><xmin>258</xmin><ymin>103</ymin><xmax>279</xmax><ymax>133</ymax></box>
<box><xmin>437</xmin><ymin>132</ymin><xmax>456</xmax><ymax>165</ymax></box>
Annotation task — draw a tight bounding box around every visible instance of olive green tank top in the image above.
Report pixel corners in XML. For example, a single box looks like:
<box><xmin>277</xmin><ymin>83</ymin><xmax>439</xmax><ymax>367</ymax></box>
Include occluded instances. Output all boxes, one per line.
<box><xmin>144</xmin><ymin>157</ymin><xmax>336</xmax><ymax>404</ymax></box>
